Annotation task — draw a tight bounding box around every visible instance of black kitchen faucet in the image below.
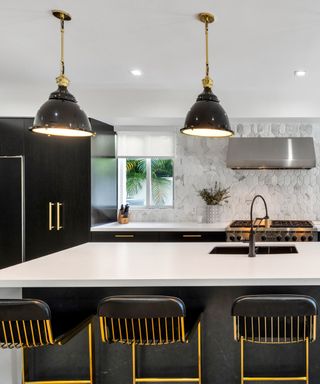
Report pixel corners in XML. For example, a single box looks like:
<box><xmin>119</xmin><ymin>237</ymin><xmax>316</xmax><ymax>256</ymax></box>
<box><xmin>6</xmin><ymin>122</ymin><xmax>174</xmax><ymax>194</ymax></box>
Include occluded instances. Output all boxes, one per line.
<box><xmin>248</xmin><ymin>195</ymin><xmax>270</xmax><ymax>257</ymax></box>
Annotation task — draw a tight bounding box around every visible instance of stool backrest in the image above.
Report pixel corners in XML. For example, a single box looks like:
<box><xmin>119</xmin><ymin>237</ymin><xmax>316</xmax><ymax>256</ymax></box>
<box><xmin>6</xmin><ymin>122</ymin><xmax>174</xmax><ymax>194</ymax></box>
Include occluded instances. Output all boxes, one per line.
<box><xmin>232</xmin><ymin>294</ymin><xmax>318</xmax><ymax>343</ymax></box>
<box><xmin>0</xmin><ymin>299</ymin><xmax>54</xmax><ymax>348</ymax></box>
<box><xmin>98</xmin><ymin>295</ymin><xmax>186</xmax><ymax>345</ymax></box>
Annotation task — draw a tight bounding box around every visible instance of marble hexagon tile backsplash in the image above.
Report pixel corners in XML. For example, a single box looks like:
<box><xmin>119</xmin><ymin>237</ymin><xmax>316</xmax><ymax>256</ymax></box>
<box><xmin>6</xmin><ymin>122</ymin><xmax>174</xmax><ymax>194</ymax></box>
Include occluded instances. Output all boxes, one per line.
<box><xmin>130</xmin><ymin>120</ymin><xmax>320</xmax><ymax>222</ymax></box>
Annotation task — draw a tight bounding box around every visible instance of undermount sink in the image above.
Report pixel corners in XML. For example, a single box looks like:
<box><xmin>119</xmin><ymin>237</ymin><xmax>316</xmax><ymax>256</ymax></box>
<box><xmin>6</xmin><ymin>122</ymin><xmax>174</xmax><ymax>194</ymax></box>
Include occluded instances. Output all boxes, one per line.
<box><xmin>210</xmin><ymin>246</ymin><xmax>298</xmax><ymax>255</ymax></box>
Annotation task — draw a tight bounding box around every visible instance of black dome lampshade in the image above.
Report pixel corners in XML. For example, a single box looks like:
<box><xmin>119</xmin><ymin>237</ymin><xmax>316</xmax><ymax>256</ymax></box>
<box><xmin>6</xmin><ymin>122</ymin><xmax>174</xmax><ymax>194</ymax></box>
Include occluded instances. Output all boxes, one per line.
<box><xmin>181</xmin><ymin>13</ymin><xmax>234</xmax><ymax>138</ymax></box>
<box><xmin>30</xmin><ymin>10</ymin><xmax>94</xmax><ymax>138</ymax></box>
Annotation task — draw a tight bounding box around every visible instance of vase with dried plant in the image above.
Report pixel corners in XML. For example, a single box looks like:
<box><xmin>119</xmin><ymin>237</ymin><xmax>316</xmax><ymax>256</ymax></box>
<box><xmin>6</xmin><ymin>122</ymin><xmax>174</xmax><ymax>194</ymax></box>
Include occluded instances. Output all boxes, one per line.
<box><xmin>198</xmin><ymin>182</ymin><xmax>230</xmax><ymax>223</ymax></box>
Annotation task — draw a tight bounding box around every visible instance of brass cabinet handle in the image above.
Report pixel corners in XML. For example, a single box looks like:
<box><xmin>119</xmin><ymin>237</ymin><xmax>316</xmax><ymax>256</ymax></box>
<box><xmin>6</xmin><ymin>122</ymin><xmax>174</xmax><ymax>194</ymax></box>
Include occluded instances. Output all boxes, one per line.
<box><xmin>56</xmin><ymin>202</ymin><xmax>63</xmax><ymax>231</ymax></box>
<box><xmin>182</xmin><ymin>234</ymin><xmax>202</xmax><ymax>238</ymax></box>
<box><xmin>48</xmin><ymin>202</ymin><xmax>55</xmax><ymax>231</ymax></box>
<box><xmin>114</xmin><ymin>234</ymin><xmax>134</xmax><ymax>238</ymax></box>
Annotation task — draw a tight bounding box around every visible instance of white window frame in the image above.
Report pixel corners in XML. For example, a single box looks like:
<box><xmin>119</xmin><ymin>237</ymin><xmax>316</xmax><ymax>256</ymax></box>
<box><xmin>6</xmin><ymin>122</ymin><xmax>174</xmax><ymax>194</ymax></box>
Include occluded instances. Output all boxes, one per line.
<box><xmin>118</xmin><ymin>157</ymin><xmax>174</xmax><ymax>209</ymax></box>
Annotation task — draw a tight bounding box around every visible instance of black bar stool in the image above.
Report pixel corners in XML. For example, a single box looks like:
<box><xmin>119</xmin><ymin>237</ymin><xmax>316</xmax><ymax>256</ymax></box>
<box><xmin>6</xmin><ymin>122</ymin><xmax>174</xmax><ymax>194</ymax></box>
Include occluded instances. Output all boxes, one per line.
<box><xmin>0</xmin><ymin>298</ymin><xmax>94</xmax><ymax>384</ymax></box>
<box><xmin>231</xmin><ymin>294</ymin><xmax>318</xmax><ymax>384</ymax></box>
<box><xmin>98</xmin><ymin>295</ymin><xmax>202</xmax><ymax>384</ymax></box>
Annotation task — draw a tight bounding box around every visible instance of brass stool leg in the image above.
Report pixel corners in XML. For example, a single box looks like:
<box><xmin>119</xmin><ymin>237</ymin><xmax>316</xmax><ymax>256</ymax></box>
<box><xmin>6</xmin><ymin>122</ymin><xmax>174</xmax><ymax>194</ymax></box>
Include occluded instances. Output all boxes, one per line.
<box><xmin>88</xmin><ymin>322</ymin><xmax>94</xmax><ymax>384</ymax></box>
<box><xmin>198</xmin><ymin>322</ymin><xmax>202</xmax><ymax>384</ymax></box>
<box><xmin>240</xmin><ymin>336</ymin><xmax>244</xmax><ymax>384</ymax></box>
<box><xmin>132</xmin><ymin>342</ymin><xmax>136</xmax><ymax>384</ymax></box>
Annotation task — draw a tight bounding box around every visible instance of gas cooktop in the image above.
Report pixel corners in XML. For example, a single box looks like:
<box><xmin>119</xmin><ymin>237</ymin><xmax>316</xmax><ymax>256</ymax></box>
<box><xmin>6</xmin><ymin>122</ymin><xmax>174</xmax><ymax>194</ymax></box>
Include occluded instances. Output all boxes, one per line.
<box><xmin>230</xmin><ymin>220</ymin><xmax>313</xmax><ymax>228</ymax></box>
<box><xmin>227</xmin><ymin>220</ymin><xmax>316</xmax><ymax>242</ymax></box>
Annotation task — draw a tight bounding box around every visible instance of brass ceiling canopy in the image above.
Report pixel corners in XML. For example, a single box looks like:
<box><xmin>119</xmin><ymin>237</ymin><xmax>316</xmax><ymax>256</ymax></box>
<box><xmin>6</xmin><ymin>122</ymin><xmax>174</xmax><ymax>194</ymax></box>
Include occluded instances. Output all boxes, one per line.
<box><xmin>180</xmin><ymin>12</ymin><xmax>234</xmax><ymax>138</ymax></box>
<box><xmin>30</xmin><ymin>9</ymin><xmax>94</xmax><ymax>137</ymax></box>
<box><xmin>52</xmin><ymin>10</ymin><xmax>71</xmax><ymax>21</ymax></box>
<box><xmin>198</xmin><ymin>12</ymin><xmax>214</xmax><ymax>24</ymax></box>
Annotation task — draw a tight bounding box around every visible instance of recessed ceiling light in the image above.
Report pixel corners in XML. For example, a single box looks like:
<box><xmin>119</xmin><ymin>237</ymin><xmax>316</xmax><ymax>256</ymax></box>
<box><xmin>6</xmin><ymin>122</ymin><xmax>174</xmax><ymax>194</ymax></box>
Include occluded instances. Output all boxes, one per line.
<box><xmin>294</xmin><ymin>70</ymin><xmax>306</xmax><ymax>77</ymax></box>
<box><xmin>130</xmin><ymin>69</ymin><xmax>143</xmax><ymax>76</ymax></box>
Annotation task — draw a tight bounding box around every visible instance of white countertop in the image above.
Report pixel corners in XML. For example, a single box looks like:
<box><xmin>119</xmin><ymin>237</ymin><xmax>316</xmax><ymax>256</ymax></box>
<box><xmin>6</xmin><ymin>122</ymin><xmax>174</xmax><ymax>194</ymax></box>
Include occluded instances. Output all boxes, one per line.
<box><xmin>91</xmin><ymin>221</ymin><xmax>229</xmax><ymax>232</ymax></box>
<box><xmin>1</xmin><ymin>242</ymin><xmax>320</xmax><ymax>288</ymax></box>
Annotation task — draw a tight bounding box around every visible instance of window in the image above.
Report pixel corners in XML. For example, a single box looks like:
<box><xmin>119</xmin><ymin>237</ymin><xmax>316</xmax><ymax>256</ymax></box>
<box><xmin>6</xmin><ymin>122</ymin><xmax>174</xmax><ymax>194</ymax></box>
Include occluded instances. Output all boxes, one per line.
<box><xmin>116</xmin><ymin>129</ymin><xmax>176</xmax><ymax>208</ymax></box>
<box><xmin>118</xmin><ymin>158</ymin><xmax>174</xmax><ymax>208</ymax></box>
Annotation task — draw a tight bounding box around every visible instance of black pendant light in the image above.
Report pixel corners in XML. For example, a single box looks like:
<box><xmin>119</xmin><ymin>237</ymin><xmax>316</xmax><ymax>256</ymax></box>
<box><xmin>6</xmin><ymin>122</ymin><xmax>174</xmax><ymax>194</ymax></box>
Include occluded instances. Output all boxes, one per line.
<box><xmin>30</xmin><ymin>10</ymin><xmax>94</xmax><ymax>137</ymax></box>
<box><xmin>181</xmin><ymin>13</ymin><xmax>233</xmax><ymax>138</ymax></box>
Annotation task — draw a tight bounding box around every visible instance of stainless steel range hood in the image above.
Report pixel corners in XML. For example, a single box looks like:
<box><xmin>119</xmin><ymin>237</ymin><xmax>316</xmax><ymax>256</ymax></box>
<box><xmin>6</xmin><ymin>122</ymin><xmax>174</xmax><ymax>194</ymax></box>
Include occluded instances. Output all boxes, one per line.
<box><xmin>226</xmin><ymin>137</ymin><xmax>316</xmax><ymax>169</ymax></box>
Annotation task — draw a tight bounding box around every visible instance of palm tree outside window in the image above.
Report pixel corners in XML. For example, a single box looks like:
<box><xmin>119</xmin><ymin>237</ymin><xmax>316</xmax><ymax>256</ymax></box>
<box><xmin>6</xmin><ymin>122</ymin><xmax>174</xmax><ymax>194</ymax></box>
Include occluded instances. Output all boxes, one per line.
<box><xmin>118</xmin><ymin>158</ymin><xmax>174</xmax><ymax>207</ymax></box>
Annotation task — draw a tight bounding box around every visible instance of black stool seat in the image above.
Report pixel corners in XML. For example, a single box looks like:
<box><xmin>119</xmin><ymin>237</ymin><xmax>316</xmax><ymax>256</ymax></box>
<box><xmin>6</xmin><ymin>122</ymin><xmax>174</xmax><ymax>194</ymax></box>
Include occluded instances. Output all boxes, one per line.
<box><xmin>232</xmin><ymin>295</ymin><xmax>318</xmax><ymax>317</ymax></box>
<box><xmin>98</xmin><ymin>295</ymin><xmax>201</xmax><ymax>345</ymax></box>
<box><xmin>232</xmin><ymin>294</ymin><xmax>318</xmax><ymax>343</ymax></box>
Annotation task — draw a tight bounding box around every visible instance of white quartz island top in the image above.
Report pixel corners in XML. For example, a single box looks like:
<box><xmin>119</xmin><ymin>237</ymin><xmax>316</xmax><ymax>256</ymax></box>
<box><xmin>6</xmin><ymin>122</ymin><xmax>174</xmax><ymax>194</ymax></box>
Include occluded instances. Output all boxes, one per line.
<box><xmin>91</xmin><ymin>221</ymin><xmax>229</xmax><ymax>232</ymax></box>
<box><xmin>0</xmin><ymin>242</ymin><xmax>320</xmax><ymax>287</ymax></box>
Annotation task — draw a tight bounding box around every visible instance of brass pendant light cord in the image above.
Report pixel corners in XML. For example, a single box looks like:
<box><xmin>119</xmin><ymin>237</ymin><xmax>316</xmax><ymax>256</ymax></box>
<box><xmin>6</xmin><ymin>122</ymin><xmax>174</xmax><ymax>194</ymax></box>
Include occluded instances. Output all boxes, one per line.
<box><xmin>205</xmin><ymin>19</ymin><xmax>209</xmax><ymax>78</ymax></box>
<box><xmin>55</xmin><ymin>12</ymin><xmax>70</xmax><ymax>87</ymax></box>
<box><xmin>60</xmin><ymin>19</ymin><xmax>65</xmax><ymax>76</ymax></box>
<box><xmin>201</xmin><ymin>14</ymin><xmax>213</xmax><ymax>89</ymax></box>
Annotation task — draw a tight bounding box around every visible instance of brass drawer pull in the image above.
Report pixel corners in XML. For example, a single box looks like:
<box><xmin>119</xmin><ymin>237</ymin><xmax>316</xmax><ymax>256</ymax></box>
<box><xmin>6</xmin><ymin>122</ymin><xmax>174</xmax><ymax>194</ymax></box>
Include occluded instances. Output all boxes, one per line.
<box><xmin>182</xmin><ymin>234</ymin><xmax>202</xmax><ymax>238</ymax></box>
<box><xmin>56</xmin><ymin>202</ymin><xmax>63</xmax><ymax>231</ymax></box>
<box><xmin>114</xmin><ymin>234</ymin><xmax>134</xmax><ymax>238</ymax></box>
<box><xmin>48</xmin><ymin>202</ymin><xmax>55</xmax><ymax>231</ymax></box>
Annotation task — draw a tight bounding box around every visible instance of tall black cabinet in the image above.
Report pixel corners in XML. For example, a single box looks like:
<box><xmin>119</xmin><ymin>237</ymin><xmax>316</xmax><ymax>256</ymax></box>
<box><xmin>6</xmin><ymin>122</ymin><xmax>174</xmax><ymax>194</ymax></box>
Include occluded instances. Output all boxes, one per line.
<box><xmin>24</xmin><ymin>118</ymin><xmax>91</xmax><ymax>260</ymax></box>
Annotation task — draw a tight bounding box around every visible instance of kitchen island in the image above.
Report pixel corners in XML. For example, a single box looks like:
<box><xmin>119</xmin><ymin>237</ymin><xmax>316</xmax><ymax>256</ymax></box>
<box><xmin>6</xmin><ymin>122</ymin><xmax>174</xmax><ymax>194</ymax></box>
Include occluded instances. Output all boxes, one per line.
<box><xmin>1</xmin><ymin>241</ymin><xmax>320</xmax><ymax>384</ymax></box>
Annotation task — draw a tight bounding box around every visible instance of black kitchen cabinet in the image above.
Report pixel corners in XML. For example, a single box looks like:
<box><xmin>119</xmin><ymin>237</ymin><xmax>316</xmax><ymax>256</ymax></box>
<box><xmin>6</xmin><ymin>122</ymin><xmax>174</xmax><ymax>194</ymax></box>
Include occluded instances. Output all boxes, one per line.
<box><xmin>91</xmin><ymin>231</ymin><xmax>159</xmax><ymax>242</ymax></box>
<box><xmin>0</xmin><ymin>118</ymin><xmax>25</xmax><ymax>155</ymax></box>
<box><xmin>159</xmin><ymin>231</ymin><xmax>226</xmax><ymax>242</ymax></box>
<box><xmin>91</xmin><ymin>231</ymin><xmax>226</xmax><ymax>242</ymax></box>
<box><xmin>24</xmin><ymin>118</ymin><xmax>91</xmax><ymax>260</ymax></box>
<box><xmin>91</xmin><ymin>120</ymin><xmax>117</xmax><ymax>226</ymax></box>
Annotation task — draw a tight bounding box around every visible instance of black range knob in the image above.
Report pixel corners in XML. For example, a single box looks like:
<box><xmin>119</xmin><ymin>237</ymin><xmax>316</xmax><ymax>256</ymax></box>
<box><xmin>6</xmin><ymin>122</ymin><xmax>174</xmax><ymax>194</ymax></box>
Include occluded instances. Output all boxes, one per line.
<box><xmin>292</xmin><ymin>235</ymin><xmax>297</xmax><ymax>241</ymax></box>
<box><xmin>276</xmin><ymin>235</ymin><xmax>282</xmax><ymax>241</ymax></box>
<box><xmin>236</xmin><ymin>235</ymin><xmax>242</xmax><ymax>241</ymax></box>
<box><xmin>308</xmin><ymin>235</ymin><xmax>313</xmax><ymax>242</ymax></box>
<box><xmin>301</xmin><ymin>235</ymin><xmax>306</xmax><ymax>242</ymax></box>
<box><xmin>229</xmin><ymin>235</ymin><xmax>235</xmax><ymax>241</ymax></box>
<box><xmin>284</xmin><ymin>235</ymin><xmax>290</xmax><ymax>241</ymax></box>
<box><xmin>261</xmin><ymin>235</ymin><xmax>267</xmax><ymax>241</ymax></box>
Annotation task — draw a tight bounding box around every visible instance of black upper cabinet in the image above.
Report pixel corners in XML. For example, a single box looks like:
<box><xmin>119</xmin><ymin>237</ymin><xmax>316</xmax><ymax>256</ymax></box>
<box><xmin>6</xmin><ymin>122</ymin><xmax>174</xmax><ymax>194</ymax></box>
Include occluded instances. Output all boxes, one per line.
<box><xmin>0</xmin><ymin>118</ymin><xmax>24</xmax><ymax>155</ymax></box>
<box><xmin>24</xmin><ymin>118</ymin><xmax>91</xmax><ymax>260</ymax></box>
<box><xmin>90</xmin><ymin>119</ymin><xmax>117</xmax><ymax>226</ymax></box>
<box><xmin>90</xmin><ymin>118</ymin><xmax>115</xmax><ymax>157</ymax></box>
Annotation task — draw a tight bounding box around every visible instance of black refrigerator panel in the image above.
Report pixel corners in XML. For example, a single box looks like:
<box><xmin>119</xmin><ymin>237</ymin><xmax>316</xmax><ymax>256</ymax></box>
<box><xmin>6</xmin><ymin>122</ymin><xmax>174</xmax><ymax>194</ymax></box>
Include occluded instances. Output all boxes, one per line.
<box><xmin>0</xmin><ymin>157</ymin><xmax>23</xmax><ymax>268</ymax></box>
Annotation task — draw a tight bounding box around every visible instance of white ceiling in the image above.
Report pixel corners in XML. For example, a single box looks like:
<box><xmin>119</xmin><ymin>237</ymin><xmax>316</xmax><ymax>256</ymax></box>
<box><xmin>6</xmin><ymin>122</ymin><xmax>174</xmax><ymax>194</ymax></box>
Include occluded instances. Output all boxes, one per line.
<box><xmin>1</xmin><ymin>0</ymin><xmax>320</xmax><ymax>124</ymax></box>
